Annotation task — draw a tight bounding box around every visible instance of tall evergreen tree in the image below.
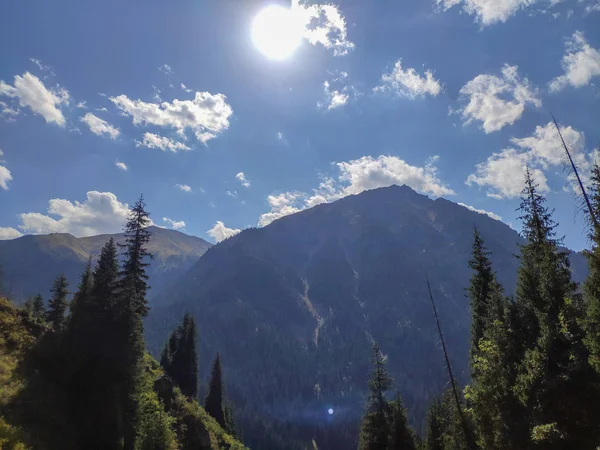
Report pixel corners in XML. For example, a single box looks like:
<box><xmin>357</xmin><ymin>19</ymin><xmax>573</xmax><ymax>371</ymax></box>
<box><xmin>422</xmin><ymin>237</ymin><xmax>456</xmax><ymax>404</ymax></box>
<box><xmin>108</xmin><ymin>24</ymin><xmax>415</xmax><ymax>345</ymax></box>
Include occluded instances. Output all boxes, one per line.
<box><xmin>161</xmin><ymin>313</ymin><xmax>199</xmax><ymax>399</ymax></box>
<box><xmin>584</xmin><ymin>163</ymin><xmax>600</xmax><ymax>373</ymax></box>
<box><xmin>388</xmin><ymin>392</ymin><xmax>416</xmax><ymax>450</ymax></box>
<box><xmin>467</xmin><ymin>226</ymin><xmax>497</xmax><ymax>370</ymax></box>
<box><xmin>466</xmin><ymin>229</ymin><xmax>526</xmax><ymax>450</ymax></box>
<box><xmin>358</xmin><ymin>342</ymin><xmax>393</xmax><ymax>450</ymax></box>
<box><xmin>423</xmin><ymin>399</ymin><xmax>443</xmax><ymax>450</ymax></box>
<box><xmin>46</xmin><ymin>274</ymin><xmax>69</xmax><ymax>330</ymax></box>
<box><xmin>31</xmin><ymin>294</ymin><xmax>45</xmax><ymax>322</ymax></box>
<box><xmin>513</xmin><ymin>169</ymin><xmax>600</xmax><ymax>448</ymax></box>
<box><xmin>205</xmin><ymin>353</ymin><xmax>226</xmax><ymax>428</ymax></box>
<box><xmin>69</xmin><ymin>258</ymin><xmax>93</xmax><ymax>320</ymax></box>
<box><xmin>116</xmin><ymin>195</ymin><xmax>153</xmax><ymax>450</ymax></box>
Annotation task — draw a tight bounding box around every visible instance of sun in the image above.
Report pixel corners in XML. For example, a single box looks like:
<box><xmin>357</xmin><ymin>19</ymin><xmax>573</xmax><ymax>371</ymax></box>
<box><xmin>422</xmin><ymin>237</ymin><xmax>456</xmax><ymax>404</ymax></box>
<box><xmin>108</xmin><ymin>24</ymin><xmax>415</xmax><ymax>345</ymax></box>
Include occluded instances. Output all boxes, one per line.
<box><xmin>251</xmin><ymin>5</ymin><xmax>304</xmax><ymax>60</ymax></box>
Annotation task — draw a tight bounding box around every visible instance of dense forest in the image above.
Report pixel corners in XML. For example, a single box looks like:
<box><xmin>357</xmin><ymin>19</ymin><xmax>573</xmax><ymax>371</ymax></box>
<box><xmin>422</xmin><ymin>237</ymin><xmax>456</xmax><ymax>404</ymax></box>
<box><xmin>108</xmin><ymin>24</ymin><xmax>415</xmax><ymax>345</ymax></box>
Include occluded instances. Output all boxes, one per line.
<box><xmin>2</xmin><ymin>163</ymin><xmax>600</xmax><ymax>450</ymax></box>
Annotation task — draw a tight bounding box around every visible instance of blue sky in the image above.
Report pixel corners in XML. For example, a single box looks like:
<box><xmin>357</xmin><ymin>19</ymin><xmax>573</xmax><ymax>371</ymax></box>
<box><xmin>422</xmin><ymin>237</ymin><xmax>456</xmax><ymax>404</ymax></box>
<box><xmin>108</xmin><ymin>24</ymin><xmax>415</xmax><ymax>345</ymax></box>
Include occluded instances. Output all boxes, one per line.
<box><xmin>0</xmin><ymin>0</ymin><xmax>599</xmax><ymax>250</ymax></box>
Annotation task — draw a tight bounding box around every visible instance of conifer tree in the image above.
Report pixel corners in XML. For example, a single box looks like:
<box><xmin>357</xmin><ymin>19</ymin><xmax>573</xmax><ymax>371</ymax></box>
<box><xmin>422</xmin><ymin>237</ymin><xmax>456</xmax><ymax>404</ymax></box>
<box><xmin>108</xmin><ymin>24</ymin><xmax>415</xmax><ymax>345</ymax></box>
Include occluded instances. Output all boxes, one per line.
<box><xmin>46</xmin><ymin>274</ymin><xmax>69</xmax><ymax>330</ymax></box>
<box><xmin>69</xmin><ymin>258</ymin><xmax>93</xmax><ymax>322</ymax></box>
<box><xmin>161</xmin><ymin>313</ymin><xmax>199</xmax><ymax>398</ymax></box>
<box><xmin>388</xmin><ymin>392</ymin><xmax>416</xmax><ymax>450</ymax></box>
<box><xmin>116</xmin><ymin>195</ymin><xmax>153</xmax><ymax>450</ymax></box>
<box><xmin>514</xmin><ymin>169</ymin><xmax>599</xmax><ymax>448</ymax></box>
<box><xmin>584</xmin><ymin>163</ymin><xmax>600</xmax><ymax>373</ymax></box>
<box><xmin>467</xmin><ymin>226</ymin><xmax>497</xmax><ymax>370</ymax></box>
<box><xmin>205</xmin><ymin>353</ymin><xmax>226</xmax><ymax>428</ymax></box>
<box><xmin>30</xmin><ymin>294</ymin><xmax>46</xmax><ymax>323</ymax></box>
<box><xmin>358</xmin><ymin>342</ymin><xmax>393</xmax><ymax>450</ymax></box>
<box><xmin>423</xmin><ymin>399</ymin><xmax>443</xmax><ymax>450</ymax></box>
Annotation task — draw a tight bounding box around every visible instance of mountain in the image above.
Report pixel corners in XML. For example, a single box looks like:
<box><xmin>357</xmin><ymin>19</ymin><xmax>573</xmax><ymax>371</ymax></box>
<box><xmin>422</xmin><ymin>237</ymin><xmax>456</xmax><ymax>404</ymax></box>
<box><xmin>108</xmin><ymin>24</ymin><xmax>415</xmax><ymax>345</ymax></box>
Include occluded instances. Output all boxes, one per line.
<box><xmin>145</xmin><ymin>185</ymin><xmax>588</xmax><ymax>450</ymax></box>
<box><xmin>0</xmin><ymin>226</ymin><xmax>211</xmax><ymax>303</ymax></box>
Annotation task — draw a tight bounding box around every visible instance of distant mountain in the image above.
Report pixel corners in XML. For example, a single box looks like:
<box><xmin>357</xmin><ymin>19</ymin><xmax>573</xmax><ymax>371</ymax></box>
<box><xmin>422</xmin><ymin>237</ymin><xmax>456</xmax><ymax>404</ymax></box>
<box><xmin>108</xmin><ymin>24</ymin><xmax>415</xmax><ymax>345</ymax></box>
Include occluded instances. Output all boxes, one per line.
<box><xmin>145</xmin><ymin>185</ymin><xmax>588</xmax><ymax>450</ymax></box>
<box><xmin>0</xmin><ymin>226</ymin><xmax>211</xmax><ymax>303</ymax></box>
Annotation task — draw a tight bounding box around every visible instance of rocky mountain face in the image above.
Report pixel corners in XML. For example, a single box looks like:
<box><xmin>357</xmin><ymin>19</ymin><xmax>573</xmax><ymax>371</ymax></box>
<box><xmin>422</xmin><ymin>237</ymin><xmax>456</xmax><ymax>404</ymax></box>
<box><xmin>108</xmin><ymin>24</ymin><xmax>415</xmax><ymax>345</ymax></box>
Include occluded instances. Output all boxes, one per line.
<box><xmin>0</xmin><ymin>226</ymin><xmax>211</xmax><ymax>303</ymax></box>
<box><xmin>146</xmin><ymin>185</ymin><xmax>587</xmax><ymax>450</ymax></box>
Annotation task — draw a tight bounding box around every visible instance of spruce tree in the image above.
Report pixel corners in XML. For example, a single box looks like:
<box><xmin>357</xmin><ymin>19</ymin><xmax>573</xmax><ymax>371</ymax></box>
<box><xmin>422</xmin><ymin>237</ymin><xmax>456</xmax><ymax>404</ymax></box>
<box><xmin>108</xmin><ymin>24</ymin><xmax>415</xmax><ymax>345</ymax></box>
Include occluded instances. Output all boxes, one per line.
<box><xmin>31</xmin><ymin>294</ymin><xmax>45</xmax><ymax>323</ymax></box>
<box><xmin>205</xmin><ymin>353</ymin><xmax>226</xmax><ymax>427</ymax></box>
<box><xmin>514</xmin><ymin>169</ymin><xmax>599</xmax><ymax>448</ymax></box>
<box><xmin>116</xmin><ymin>195</ymin><xmax>153</xmax><ymax>450</ymax></box>
<box><xmin>423</xmin><ymin>399</ymin><xmax>443</xmax><ymax>450</ymax></box>
<box><xmin>467</xmin><ymin>226</ymin><xmax>497</xmax><ymax>371</ymax></box>
<box><xmin>584</xmin><ymin>163</ymin><xmax>600</xmax><ymax>373</ymax></box>
<box><xmin>358</xmin><ymin>342</ymin><xmax>393</xmax><ymax>450</ymax></box>
<box><xmin>69</xmin><ymin>258</ymin><xmax>93</xmax><ymax>321</ymax></box>
<box><xmin>161</xmin><ymin>313</ymin><xmax>199</xmax><ymax>399</ymax></box>
<box><xmin>47</xmin><ymin>274</ymin><xmax>69</xmax><ymax>330</ymax></box>
<box><xmin>388</xmin><ymin>392</ymin><xmax>416</xmax><ymax>450</ymax></box>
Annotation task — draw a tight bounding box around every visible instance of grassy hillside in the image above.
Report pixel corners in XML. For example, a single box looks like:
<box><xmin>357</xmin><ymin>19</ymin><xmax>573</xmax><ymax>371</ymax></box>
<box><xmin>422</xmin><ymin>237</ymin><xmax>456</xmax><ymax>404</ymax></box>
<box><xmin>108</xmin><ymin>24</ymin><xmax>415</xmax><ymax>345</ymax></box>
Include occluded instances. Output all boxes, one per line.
<box><xmin>0</xmin><ymin>296</ymin><xmax>245</xmax><ymax>450</ymax></box>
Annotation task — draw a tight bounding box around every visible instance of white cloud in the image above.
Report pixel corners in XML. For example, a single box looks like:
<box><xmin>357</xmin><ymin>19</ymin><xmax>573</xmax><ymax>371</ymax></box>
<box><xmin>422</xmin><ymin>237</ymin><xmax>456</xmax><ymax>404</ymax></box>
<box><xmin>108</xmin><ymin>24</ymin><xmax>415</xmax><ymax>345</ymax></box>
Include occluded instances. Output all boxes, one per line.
<box><xmin>549</xmin><ymin>31</ymin><xmax>600</xmax><ymax>92</ymax></box>
<box><xmin>181</xmin><ymin>83</ymin><xmax>193</xmax><ymax>93</ymax></box>
<box><xmin>176</xmin><ymin>184</ymin><xmax>192</xmax><ymax>192</ymax></box>
<box><xmin>110</xmin><ymin>91</ymin><xmax>233</xmax><ymax>144</ymax></box>
<box><xmin>226</xmin><ymin>190</ymin><xmax>238</xmax><ymax>198</ymax></box>
<box><xmin>322</xmin><ymin>80</ymin><xmax>349</xmax><ymax>110</ymax></box>
<box><xmin>436</xmin><ymin>0</ymin><xmax>561</xmax><ymax>26</ymax></box>
<box><xmin>163</xmin><ymin>217</ymin><xmax>185</xmax><ymax>230</ymax></box>
<box><xmin>457</xmin><ymin>202</ymin><xmax>502</xmax><ymax>221</ymax></box>
<box><xmin>465</xmin><ymin>121</ymin><xmax>594</xmax><ymax>199</ymax></box>
<box><xmin>115</xmin><ymin>161</ymin><xmax>128</xmax><ymax>171</ymax></box>
<box><xmin>258</xmin><ymin>192</ymin><xmax>304</xmax><ymax>227</ymax></box>
<box><xmin>80</xmin><ymin>112</ymin><xmax>120</xmax><ymax>139</ymax></box>
<box><xmin>0</xmin><ymin>227</ymin><xmax>22</xmax><ymax>240</ymax></box>
<box><xmin>459</xmin><ymin>64</ymin><xmax>541</xmax><ymax>133</ymax></box>
<box><xmin>258</xmin><ymin>155</ymin><xmax>455</xmax><ymax>226</ymax></box>
<box><xmin>135</xmin><ymin>132</ymin><xmax>191</xmax><ymax>152</ymax></box>
<box><xmin>0</xmin><ymin>72</ymin><xmax>69</xmax><ymax>126</ymax></box>
<box><xmin>277</xmin><ymin>131</ymin><xmax>284</xmax><ymax>140</ymax></box>
<box><xmin>0</xmin><ymin>165</ymin><xmax>12</xmax><ymax>190</ymax></box>
<box><xmin>466</xmin><ymin>149</ymin><xmax>548</xmax><ymax>199</ymax></box>
<box><xmin>292</xmin><ymin>0</ymin><xmax>354</xmax><ymax>56</ymax></box>
<box><xmin>586</xmin><ymin>2</ymin><xmax>600</xmax><ymax>13</ymax></box>
<box><xmin>76</xmin><ymin>101</ymin><xmax>87</xmax><ymax>109</ymax></box>
<box><xmin>236</xmin><ymin>172</ymin><xmax>251</xmax><ymax>188</ymax></box>
<box><xmin>159</xmin><ymin>64</ymin><xmax>173</xmax><ymax>75</ymax></box>
<box><xmin>18</xmin><ymin>191</ymin><xmax>135</xmax><ymax>237</ymax></box>
<box><xmin>374</xmin><ymin>60</ymin><xmax>442</xmax><ymax>98</ymax></box>
<box><xmin>206</xmin><ymin>221</ymin><xmax>241</xmax><ymax>242</ymax></box>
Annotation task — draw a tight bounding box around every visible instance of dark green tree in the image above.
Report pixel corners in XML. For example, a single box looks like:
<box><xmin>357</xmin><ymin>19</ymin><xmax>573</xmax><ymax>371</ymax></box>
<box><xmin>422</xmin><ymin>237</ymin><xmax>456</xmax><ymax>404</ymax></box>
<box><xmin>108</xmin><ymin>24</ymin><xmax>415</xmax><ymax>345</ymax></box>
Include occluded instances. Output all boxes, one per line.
<box><xmin>161</xmin><ymin>313</ymin><xmax>199</xmax><ymax>399</ymax></box>
<box><xmin>584</xmin><ymin>163</ymin><xmax>600</xmax><ymax>373</ymax></box>
<box><xmin>205</xmin><ymin>353</ymin><xmax>226</xmax><ymax>428</ymax></box>
<box><xmin>423</xmin><ymin>399</ymin><xmax>443</xmax><ymax>450</ymax></box>
<box><xmin>69</xmin><ymin>258</ymin><xmax>93</xmax><ymax>320</ymax></box>
<box><xmin>513</xmin><ymin>169</ymin><xmax>600</xmax><ymax>448</ymax></box>
<box><xmin>32</xmin><ymin>294</ymin><xmax>46</xmax><ymax>322</ymax></box>
<box><xmin>358</xmin><ymin>342</ymin><xmax>393</xmax><ymax>450</ymax></box>
<box><xmin>116</xmin><ymin>195</ymin><xmax>153</xmax><ymax>450</ymax></box>
<box><xmin>46</xmin><ymin>274</ymin><xmax>69</xmax><ymax>330</ymax></box>
<box><xmin>467</xmin><ymin>226</ymin><xmax>497</xmax><ymax>370</ymax></box>
<box><xmin>388</xmin><ymin>392</ymin><xmax>416</xmax><ymax>450</ymax></box>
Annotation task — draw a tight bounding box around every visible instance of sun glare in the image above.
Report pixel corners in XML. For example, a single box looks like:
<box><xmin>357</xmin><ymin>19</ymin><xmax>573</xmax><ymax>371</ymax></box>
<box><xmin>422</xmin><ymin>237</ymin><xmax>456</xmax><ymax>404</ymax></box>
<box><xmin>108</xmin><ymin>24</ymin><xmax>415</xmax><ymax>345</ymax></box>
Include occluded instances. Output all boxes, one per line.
<box><xmin>251</xmin><ymin>5</ymin><xmax>303</xmax><ymax>60</ymax></box>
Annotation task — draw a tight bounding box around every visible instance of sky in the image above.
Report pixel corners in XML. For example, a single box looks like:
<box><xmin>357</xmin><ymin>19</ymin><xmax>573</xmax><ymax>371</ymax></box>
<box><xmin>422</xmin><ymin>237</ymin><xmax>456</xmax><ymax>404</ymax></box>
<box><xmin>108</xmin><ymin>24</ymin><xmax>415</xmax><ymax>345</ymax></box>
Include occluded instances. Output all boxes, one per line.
<box><xmin>0</xmin><ymin>0</ymin><xmax>599</xmax><ymax>250</ymax></box>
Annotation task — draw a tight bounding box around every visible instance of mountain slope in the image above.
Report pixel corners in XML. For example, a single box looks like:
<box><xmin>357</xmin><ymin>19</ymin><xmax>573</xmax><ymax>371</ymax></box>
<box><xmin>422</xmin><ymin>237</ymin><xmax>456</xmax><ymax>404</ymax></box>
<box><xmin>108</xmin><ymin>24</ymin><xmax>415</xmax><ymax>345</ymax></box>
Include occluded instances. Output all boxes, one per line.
<box><xmin>146</xmin><ymin>185</ymin><xmax>587</xmax><ymax>450</ymax></box>
<box><xmin>0</xmin><ymin>226</ymin><xmax>211</xmax><ymax>303</ymax></box>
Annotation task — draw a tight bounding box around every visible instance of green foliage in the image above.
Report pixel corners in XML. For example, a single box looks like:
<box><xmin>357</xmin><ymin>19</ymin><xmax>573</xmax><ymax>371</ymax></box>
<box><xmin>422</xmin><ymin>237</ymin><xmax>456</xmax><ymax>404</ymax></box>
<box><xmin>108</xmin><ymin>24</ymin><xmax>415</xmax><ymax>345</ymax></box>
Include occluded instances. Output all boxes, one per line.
<box><xmin>161</xmin><ymin>312</ymin><xmax>199</xmax><ymax>399</ymax></box>
<box><xmin>584</xmin><ymin>163</ymin><xmax>600</xmax><ymax>373</ymax></box>
<box><xmin>423</xmin><ymin>399</ymin><xmax>443</xmax><ymax>450</ymax></box>
<box><xmin>46</xmin><ymin>274</ymin><xmax>68</xmax><ymax>330</ymax></box>
<box><xmin>388</xmin><ymin>393</ymin><xmax>416</xmax><ymax>450</ymax></box>
<box><xmin>205</xmin><ymin>353</ymin><xmax>226</xmax><ymax>428</ymax></box>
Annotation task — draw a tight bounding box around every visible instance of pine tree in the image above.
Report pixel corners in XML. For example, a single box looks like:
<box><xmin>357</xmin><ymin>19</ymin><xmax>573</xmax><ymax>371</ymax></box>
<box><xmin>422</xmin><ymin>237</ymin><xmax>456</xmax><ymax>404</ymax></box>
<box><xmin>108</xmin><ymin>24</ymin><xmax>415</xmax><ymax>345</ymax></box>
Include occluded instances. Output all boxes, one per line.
<box><xmin>388</xmin><ymin>392</ymin><xmax>416</xmax><ymax>450</ymax></box>
<box><xmin>46</xmin><ymin>274</ymin><xmax>69</xmax><ymax>330</ymax></box>
<box><xmin>116</xmin><ymin>195</ymin><xmax>153</xmax><ymax>450</ymax></box>
<box><xmin>358</xmin><ymin>342</ymin><xmax>393</xmax><ymax>450</ymax></box>
<box><xmin>514</xmin><ymin>169</ymin><xmax>600</xmax><ymax>448</ymax></box>
<box><xmin>584</xmin><ymin>163</ymin><xmax>600</xmax><ymax>373</ymax></box>
<box><xmin>205</xmin><ymin>353</ymin><xmax>226</xmax><ymax>428</ymax></box>
<box><xmin>161</xmin><ymin>313</ymin><xmax>199</xmax><ymax>399</ymax></box>
<box><xmin>31</xmin><ymin>294</ymin><xmax>46</xmax><ymax>323</ymax></box>
<box><xmin>467</xmin><ymin>226</ymin><xmax>497</xmax><ymax>371</ymax></box>
<box><xmin>69</xmin><ymin>258</ymin><xmax>93</xmax><ymax>321</ymax></box>
<box><xmin>423</xmin><ymin>399</ymin><xmax>443</xmax><ymax>450</ymax></box>
<box><xmin>224</xmin><ymin>403</ymin><xmax>238</xmax><ymax>437</ymax></box>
